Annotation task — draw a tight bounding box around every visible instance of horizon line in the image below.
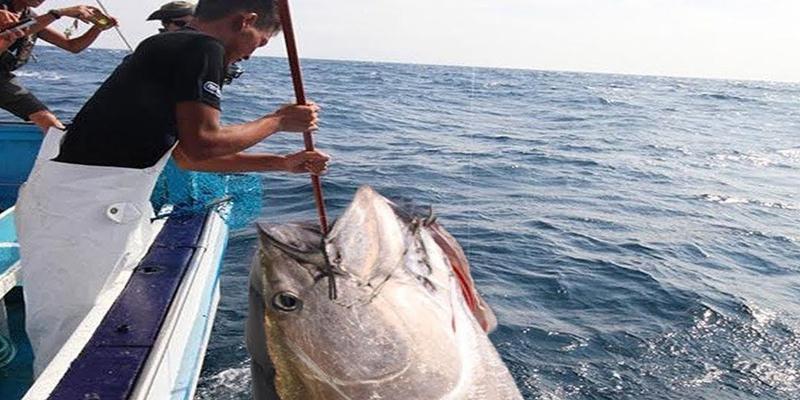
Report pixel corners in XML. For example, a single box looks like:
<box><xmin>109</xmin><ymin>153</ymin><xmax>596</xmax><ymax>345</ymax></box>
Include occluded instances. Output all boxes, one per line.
<box><xmin>39</xmin><ymin>43</ymin><xmax>800</xmax><ymax>85</ymax></box>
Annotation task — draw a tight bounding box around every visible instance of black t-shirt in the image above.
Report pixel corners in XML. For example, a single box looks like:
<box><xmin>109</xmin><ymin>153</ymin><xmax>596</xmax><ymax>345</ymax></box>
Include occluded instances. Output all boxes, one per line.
<box><xmin>55</xmin><ymin>30</ymin><xmax>225</xmax><ymax>168</ymax></box>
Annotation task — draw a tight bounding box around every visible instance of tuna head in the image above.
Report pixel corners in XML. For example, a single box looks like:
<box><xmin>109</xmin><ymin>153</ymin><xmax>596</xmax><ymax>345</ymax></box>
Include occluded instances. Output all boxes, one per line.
<box><xmin>248</xmin><ymin>186</ymin><xmax>521</xmax><ymax>400</ymax></box>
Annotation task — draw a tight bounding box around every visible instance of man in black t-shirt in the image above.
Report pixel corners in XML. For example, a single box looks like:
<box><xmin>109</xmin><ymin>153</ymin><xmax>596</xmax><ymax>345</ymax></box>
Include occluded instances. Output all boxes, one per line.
<box><xmin>57</xmin><ymin>0</ymin><xmax>327</xmax><ymax>172</ymax></box>
<box><xmin>17</xmin><ymin>0</ymin><xmax>329</xmax><ymax>376</ymax></box>
<box><xmin>146</xmin><ymin>1</ymin><xmax>245</xmax><ymax>85</ymax></box>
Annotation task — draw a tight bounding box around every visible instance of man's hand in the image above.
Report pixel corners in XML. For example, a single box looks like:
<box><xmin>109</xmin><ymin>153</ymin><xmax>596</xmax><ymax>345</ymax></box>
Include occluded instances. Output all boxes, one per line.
<box><xmin>0</xmin><ymin>28</ymin><xmax>25</xmax><ymax>48</ymax></box>
<box><xmin>271</xmin><ymin>102</ymin><xmax>320</xmax><ymax>133</ymax></box>
<box><xmin>87</xmin><ymin>13</ymin><xmax>118</xmax><ymax>31</ymax></box>
<box><xmin>0</xmin><ymin>11</ymin><xmax>26</xmax><ymax>47</ymax></box>
<box><xmin>57</xmin><ymin>5</ymin><xmax>109</xmax><ymax>24</ymax></box>
<box><xmin>97</xmin><ymin>16</ymin><xmax>119</xmax><ymax>31</ymax></box>
<box><xmin>282</xmin><ymin>150</ymin><xmax>330</xmax><ymax>175</ymax></box>
<box><xmin>0</xmin><ymin>9</ymin><xmax>19</xmax><ymax>28</ymax></box>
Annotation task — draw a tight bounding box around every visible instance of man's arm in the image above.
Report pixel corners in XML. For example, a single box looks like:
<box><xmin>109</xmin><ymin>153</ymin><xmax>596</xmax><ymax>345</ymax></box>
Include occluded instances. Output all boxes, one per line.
<box><xmin>38</xmin><ymin>24</ymin><xmax>102</xmax><ymax>54</ymax></box>
<box><xmin>172</xmin><ymin>147</ymin><xmax>329</xmax><ymax>174</ymax></box>
<box><xmin>33</xmin><ymin>6</ymin><xmax>115</xmax><ymax>53</ymax></box>
<box><xmin>0</xmin><ymin>30</ymin><xmax>23</xmax><ymax>52</ymax></box>
<box><xmin>175</xmin><ymin>101</ymin><xmax>319</xmax><ymax>162</ymax></box>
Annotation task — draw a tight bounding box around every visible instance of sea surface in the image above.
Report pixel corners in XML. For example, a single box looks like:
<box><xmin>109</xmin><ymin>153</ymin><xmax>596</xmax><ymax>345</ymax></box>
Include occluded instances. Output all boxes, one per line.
<box><xmin>12</xmin><ymin>46</ymin><xmax>800</xmax><ymax>400</ymax></box>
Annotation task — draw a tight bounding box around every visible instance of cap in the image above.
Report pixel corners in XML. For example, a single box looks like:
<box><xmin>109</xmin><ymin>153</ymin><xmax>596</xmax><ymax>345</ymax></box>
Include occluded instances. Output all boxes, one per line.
<box><xmin>146</xmin><ymin>1</ymin><xmax>196</xmax><ymax>21</ymax></box>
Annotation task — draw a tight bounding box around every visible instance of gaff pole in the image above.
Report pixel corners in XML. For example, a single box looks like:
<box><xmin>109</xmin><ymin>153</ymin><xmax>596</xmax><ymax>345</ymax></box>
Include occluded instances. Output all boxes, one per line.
<box><xmin>277</xmin><ymin>0</ymin><xmax>329</xmax><ymax>234</ymax></box>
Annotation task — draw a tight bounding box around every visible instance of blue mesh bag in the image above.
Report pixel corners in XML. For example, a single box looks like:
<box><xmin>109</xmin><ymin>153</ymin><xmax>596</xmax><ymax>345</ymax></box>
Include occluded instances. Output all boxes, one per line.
<box><xmin>150</xmin><ymin>159</ymin><xmax>262</xmax><ymax>229</ymax></box>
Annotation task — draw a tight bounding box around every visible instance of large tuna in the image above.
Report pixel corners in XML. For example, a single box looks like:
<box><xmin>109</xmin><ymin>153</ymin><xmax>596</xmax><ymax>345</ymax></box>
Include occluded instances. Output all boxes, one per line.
<box><xmin>247</xmin><ymin>186</ymin><xmax>522</xmax><ymax>399</ymax></box>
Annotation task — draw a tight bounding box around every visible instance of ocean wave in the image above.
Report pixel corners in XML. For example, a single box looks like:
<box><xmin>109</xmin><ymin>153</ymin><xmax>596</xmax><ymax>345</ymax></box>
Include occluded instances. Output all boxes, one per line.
<box><xmin>699</xmin><ymin>194</ymin><xmax>799</xmax><ymax>211</ymax></box>
<box><xmin>712</xmin><ymin>153</ymin><xmax>774</xmax><ymax>167</ymax></box>
<box><xmin>546</xmin><ymin>115</ymin><xmax>587</xmax><ymax>123</ymax></box>
<box><xmin>637</xmin><ymin>303</ymin><xmax>800</xmax><ymax>395</ymax></box>
<box><xmin>595</xmin><ymin>95</ymin><xmax>637</xmax><ymax>108</ymax></box>
<box><xmin>711</xmin><ymin>148</ymin><xmax>800</xmax><ymax>168</ymax></box>
<box><xmin>697</xmin><ymin>93</ymin><xmax>760</xmax><ymax>103</ymax></box>
<box><xmin>699</xmin><ymin>194</ymin><xmax>749</xmax><ymax>205</ymax></box>
<box><xmin>713</xmin><ymin>224</ymin><xmax>798</xmax><ymax>244</ymax></box>
<box><xmin>14</xmin><ymin>70</ymin><xmax>64</xmax><ymax>81</ymax></box>
<box><xmin>483</xmin><ymin>80</ymin><xmax>520</xmax><ymax>89</ymax></box>
<box><xmin>778</xmin><ymin>148</ymin><xmax>800</xmax><ymax>162</ymax></box>
<box><xmin>644</xmin><ymin>143</ymin><xmax>693</xmax><ymax>156</ymax></box>
<box><xmin>195</xmin><ymin>362</ymin><xmax>251</xmax><ymax>399</ymax></box>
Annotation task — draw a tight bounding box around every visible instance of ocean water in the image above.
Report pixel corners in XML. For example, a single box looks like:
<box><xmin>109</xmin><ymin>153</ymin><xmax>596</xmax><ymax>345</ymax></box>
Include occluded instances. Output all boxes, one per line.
<box><xmin>12</xmin><ymin>46</ymin><xmax>800</xmax><ymax>400</ymax></box>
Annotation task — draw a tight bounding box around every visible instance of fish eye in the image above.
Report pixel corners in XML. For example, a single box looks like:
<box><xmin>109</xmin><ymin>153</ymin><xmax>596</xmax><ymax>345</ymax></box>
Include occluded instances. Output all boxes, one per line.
<box><xmin>272</xmin><ymin>292</ymin><xmax>302</xmax><ymax>312</ymax></box>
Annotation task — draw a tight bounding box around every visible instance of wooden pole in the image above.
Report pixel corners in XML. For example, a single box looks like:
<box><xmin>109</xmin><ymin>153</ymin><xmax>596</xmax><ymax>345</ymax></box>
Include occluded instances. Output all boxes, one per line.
<box><xmin>277</xmin><ymin>0</ymin><xmax>329</xmax><ymax>234</ymax></box>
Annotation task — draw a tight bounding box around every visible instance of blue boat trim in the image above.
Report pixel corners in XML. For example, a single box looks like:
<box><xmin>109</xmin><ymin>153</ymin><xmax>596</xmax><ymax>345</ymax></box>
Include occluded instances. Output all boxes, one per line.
<box><xmin>48</xmin><ymin>211</ymin><xmax>209</xmax><ymax>400</ymax></box>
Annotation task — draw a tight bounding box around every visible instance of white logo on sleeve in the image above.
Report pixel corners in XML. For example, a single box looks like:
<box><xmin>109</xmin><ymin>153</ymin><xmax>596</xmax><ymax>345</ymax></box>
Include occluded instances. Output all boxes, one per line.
<box><xmin>203</xmin><ymin>81</ymin><xmax>222</xmax><ymax>99</ymax></box>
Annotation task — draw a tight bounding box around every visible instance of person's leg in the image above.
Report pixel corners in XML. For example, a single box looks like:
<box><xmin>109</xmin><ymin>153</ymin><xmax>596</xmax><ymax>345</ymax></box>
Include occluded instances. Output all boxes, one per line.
<box><xmin>0</xmin><ymin>76</ymin><xmax>64</xmax><ymax>132</ymax></box>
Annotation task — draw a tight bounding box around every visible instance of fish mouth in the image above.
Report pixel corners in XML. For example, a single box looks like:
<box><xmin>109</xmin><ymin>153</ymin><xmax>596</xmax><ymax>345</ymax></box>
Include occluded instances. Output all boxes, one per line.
<box><xmin>257</xmin><ymin>221</ymin><xmax>345</xmax><ymax>300</ymax></box>
<box><xmin>257</xmin><ymin>221</ymin><xmax>327</xmax><ymax>266</ymax></box>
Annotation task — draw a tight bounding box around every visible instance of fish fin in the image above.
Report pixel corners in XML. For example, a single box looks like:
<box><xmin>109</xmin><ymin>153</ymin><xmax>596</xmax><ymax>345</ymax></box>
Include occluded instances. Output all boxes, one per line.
<box><xmin>429</xmin><ymin>223</ymin><xmax>498</xmax><ymax>333</ymax></box>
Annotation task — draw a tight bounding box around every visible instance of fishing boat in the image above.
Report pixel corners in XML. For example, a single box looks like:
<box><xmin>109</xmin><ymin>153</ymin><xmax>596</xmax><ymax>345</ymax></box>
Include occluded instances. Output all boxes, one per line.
<box><xmin>0</xmin><ymin>121</ymin><xmax>232</xmax><ymax>399</ymax></box>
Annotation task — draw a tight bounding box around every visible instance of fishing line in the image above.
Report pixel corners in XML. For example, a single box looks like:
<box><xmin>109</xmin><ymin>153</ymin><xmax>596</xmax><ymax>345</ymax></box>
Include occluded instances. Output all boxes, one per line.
<box><xmin>95</xmin><ymin>0</ymin><xmax>133</xmax><ymax>52</ymax></box>
<box><xmin>467</xmin><ymin>66</ymin><xmax>477</xmax><ymax>261</ymax></box>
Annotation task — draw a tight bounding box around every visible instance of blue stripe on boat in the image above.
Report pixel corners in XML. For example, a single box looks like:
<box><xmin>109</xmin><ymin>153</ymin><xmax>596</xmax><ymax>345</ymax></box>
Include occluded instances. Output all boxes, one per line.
<box><xmin>48</xmin><ymin>211</ymin><xmax>208</xmax><ymax>400</ymax></box>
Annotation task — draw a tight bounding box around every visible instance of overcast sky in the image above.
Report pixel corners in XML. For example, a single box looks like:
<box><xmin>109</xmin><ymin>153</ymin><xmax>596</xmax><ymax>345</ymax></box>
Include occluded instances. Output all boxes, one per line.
<box><xmin>38</xmin><ymin>0</ymin><xmax>800</xmax><ymax>82</ymax></box>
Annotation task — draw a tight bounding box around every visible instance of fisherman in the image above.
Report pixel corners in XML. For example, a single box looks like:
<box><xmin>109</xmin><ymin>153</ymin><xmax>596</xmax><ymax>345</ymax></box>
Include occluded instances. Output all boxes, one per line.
<box><xmin>148</xmin><ymin>0</ymin><xmax>244</xmax><ymax>84</ymax></box>
<box><xmin>16</xmin><ymin>0</ymin><xmax>330</xmax><ymax>374</ymax></box>
<box><xmin>147</xmin><ymin>0</ymin><xmax>195</xmax><ymax>33</ymax></box>
<box><xmin>0</xmin><ymin>1</ymin><xmax>118</xmax><ymax>132</ymax></box>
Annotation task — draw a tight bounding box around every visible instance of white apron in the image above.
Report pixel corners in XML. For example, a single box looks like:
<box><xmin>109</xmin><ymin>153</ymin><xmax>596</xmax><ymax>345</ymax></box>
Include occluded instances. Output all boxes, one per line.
<box><xmin>15</xmin><ymin>127</ymin><xmax>174</xmax><ymax>374</ymax></box>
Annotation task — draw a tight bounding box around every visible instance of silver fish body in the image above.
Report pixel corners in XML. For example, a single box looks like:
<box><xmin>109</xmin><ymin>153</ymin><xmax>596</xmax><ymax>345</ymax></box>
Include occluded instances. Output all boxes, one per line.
<box><xmin>247</xmin><ymin>186</ymin><xmax>523</xmax><ymax>400</ymax></box>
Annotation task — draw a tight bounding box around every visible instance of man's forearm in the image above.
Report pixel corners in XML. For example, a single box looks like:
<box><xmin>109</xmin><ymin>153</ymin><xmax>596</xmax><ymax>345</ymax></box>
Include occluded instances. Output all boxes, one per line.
<box><xmin>176</xmin><ymin>101</ymin><xmax>318</xmax><ymax>162</ymax></box>
<box><xmin>66</xmin><ymin>26</ymin><xmax>102</xmax><ymax>53</ymax></box>
<box><xmin>26</xmin><ymin>13</ymin><xmax>59</xmax><ymax>37</ymax></box>
<box><xmin>186</xmin><ymin>114</ymin><xmax>283</xmax><ymax>161</ymax></box>
<box><xmin>173</xmin><ymin>149</ymin><xmax>287</xmax><ymax>173</ymax></box>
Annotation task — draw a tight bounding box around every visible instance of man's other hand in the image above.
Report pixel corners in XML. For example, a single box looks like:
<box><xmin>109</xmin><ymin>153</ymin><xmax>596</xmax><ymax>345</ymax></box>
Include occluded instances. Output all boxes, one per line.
<box><xmin>282</xmin><ymin>149</ymin><xmax>330</xmax><ymax>175</ymax></box>
<box><xmin>57</xmin><ymin>5</ymin><xmax>108</xmax><ymax>24</ymax></box>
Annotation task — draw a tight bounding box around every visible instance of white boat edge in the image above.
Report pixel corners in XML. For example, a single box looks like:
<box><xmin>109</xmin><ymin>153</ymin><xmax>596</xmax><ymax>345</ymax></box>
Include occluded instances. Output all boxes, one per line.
<box><xmin>21</xmin><ymin>206</ymin><xmax>229</xmax><ymax>399</ymax></box>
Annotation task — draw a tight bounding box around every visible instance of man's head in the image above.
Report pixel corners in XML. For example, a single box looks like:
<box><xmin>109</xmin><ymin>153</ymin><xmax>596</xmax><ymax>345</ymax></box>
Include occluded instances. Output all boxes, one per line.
<box><xmin>194</xmin><ymin>0</ymin><xmax>281</xmax><ymax>65</ymax></box>
<box><xmin>148</xmin><ymin>1</ymin><xmax>196</xmax><ymax>33</ymax></box>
